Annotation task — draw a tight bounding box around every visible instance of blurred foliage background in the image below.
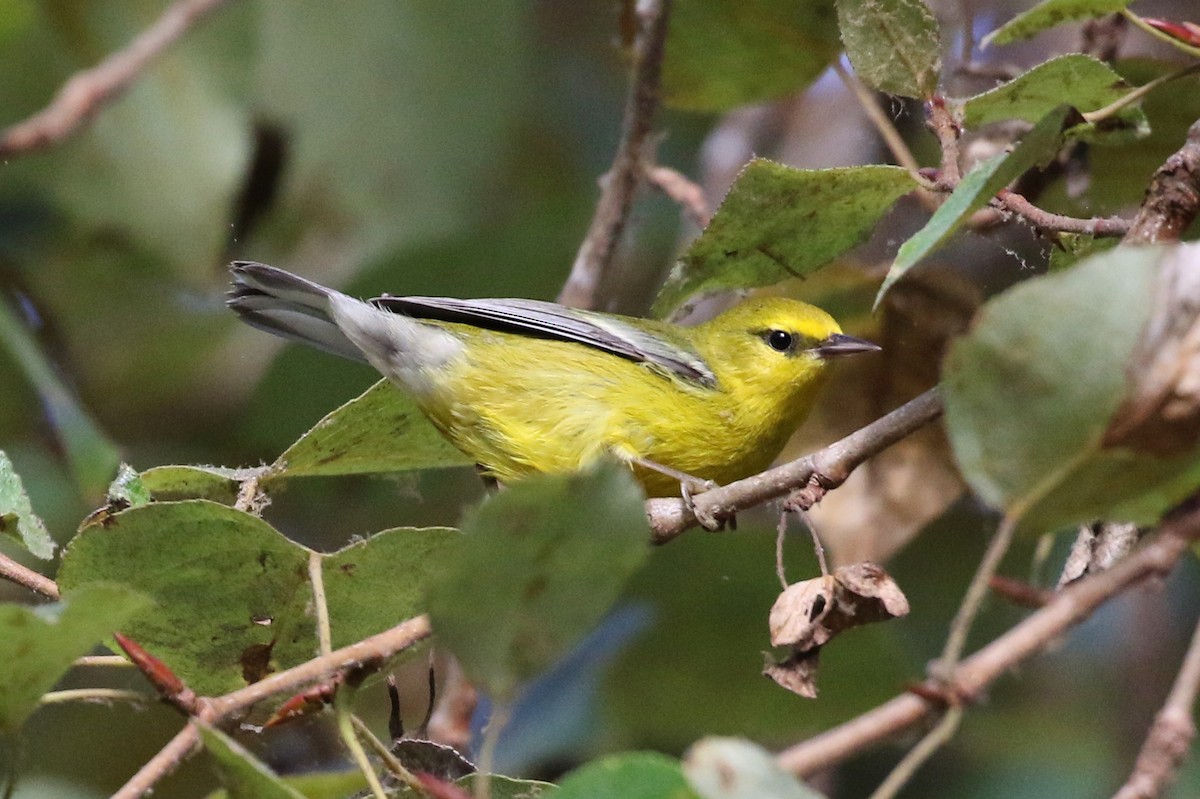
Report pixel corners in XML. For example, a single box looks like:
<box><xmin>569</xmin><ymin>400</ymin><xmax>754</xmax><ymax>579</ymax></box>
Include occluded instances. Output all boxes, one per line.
<box><xmin>2</xmin><ymin>1</ymin><xmax>1200</xmax><ymax>797</ymax></box>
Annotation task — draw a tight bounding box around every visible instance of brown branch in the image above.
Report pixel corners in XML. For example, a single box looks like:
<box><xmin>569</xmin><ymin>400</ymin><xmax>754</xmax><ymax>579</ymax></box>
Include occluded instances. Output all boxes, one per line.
<box><xmin>1112</xmin><ymin>614</ymin><xmax>1200</xmax><ymax>799</ymax></box>
<box><xmin>112</xmin><ymin>613</ymin><xmax>432</xmax><ymax>797</ymax></box>
<box><xmin>647</xmin><ymin>389</ymin><xmax>945</xmax><ymax>543</ymax></box>
<box><xmin>1125</xmin><ymin>119</ymin><xmax>1200</xmax><ymax>244</ymax></box>
<box><xmin>0</xmin><ymin>551</ymin><xmax>60</xmax><ymax>600</ymax></box>
<box><xmin>994</xmin><ymin>189</ymin><xmax>1131</xmax><ymax>237</ymax></box>
<box><xmin>558</xmin><ymin>0</ymin><xmax>672</xmax><ymax>309</ymax></box>
<box><xmin>777</xmin><ymin>496</ymin><xmax>1200</xmax><ymax>778</ymax></box>
<box><xmin>0</xmin><ymin>0</ymin><xmax>234</xmax><ymax>158</ymax></box>
<box><xmin>926</xmin><ymin>97</ymin><xmax>962</xmax><ymax>186</ymax></box>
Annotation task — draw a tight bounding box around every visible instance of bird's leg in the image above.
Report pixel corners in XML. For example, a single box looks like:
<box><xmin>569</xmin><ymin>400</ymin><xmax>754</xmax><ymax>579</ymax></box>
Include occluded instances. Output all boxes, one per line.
<box><xmin>629</xmin><ymin>456</ymin><xmax>733</xmax><ymax>531</ymax></box>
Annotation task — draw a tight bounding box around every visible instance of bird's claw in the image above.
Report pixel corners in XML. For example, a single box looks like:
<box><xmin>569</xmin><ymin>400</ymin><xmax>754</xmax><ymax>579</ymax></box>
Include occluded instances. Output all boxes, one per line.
<box><xmin>680</xmin><ymin>477</ymin><xmax>734</xmax><ymax>531</ymax></box>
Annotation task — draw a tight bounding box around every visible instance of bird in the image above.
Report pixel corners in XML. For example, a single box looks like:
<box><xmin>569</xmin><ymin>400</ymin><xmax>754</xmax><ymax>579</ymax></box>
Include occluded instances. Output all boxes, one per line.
<box><xmin>227</xmin><ymin>261</ymin><xmax>879</xmax><ymax>500</ymax></box>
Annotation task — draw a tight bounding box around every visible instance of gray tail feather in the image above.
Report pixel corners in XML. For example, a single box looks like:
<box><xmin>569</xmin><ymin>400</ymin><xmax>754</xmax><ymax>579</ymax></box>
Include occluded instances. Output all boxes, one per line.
<box><xmin>227</xmin><ymin>261</ymin><xmax>367</xmax><ymax>362</ymax></box>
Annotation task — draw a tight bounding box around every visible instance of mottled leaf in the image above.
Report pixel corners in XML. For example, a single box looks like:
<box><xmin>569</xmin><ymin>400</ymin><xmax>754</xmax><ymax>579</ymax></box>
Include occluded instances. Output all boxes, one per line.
<box><xmin>655</xmin><ymin>161</ymin><xmax>916</xmax><ymax>316</ymax></box>
<box><xmin>983</xmin><ymin>0</ymin><xmax>1135</xmax><ymax>47</ymax></box>
<box><xmin>555</xmin><ymin>752</ymin><xmax>701</xmax><ymax>799</ymax></box>
<box><xmin>837</xmin><ymin>0</ymin><xmax>941</xmax><ymax>98</ymax></box>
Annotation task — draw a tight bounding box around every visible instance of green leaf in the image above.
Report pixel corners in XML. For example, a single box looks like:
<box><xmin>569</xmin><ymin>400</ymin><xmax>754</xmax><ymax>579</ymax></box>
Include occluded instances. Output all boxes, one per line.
<box><xmin>139</xmin><ymin>464</ymin><xmax>249</xmax><ymax>504</ymax></box>
<box><xmin>0</xmin><ymin>450</ymin><xmax>55</xmax><ymax>559</ymax></box>
<box><xmin>58</xmin><ymin>501</ymin><xmax>314</xmax><ymax>696</ymax></box>
<box><xmin>458</xmin><ymin>774</ymin><xmax>555</xmax><ymax>798</ymax></box>
<box><xmin>983</xmin><ymin>0</ymin><xmax>1134</xmax><ymax>47</ymax></box>
<box><xmin>959</xmin><ymin>55</ymin><xmax>1148</xmax><ymax>144</ymax></box>
<box><xmin>267</xmin><ymin>379</ymin><xmax>470</xmax><ymax>480</ymax></box>
<box><xmin>836</xmin><ymin>0</ymin><xmax>941</xmax><ymax>98</ymax></box>
<box><xmin>58</xmin><ymin>501</ymin><xmax>458</xmax><ymax>696</ymax></box>
<box><xmin>663</xmin><ymin>0</ymin><xmax>841</xmax><ymax>111</ymax></box>
<box><xmin>322</xmin><ymin>526</ymin><xmax>460</xmax><ymax>650</ymax></box>
<box><xmin>554</xmin><ymin>752</ymin><xmax>701</xmax><ymax>799</ymax></box>
<box><xmin>943</xmin><ymin>245</ymin><xmax>1200</xmax><ymax>535</ymax></box>
<box><xmin>684</xmin><ymin>738</ymin><xmax>826</xmax><ymax>799</ymax></box>
<box><xmin>875</xmin><ymin>105</ymin><xmax>1072</xmax><ymax>308</ymax></box>
<box><xmin>654</xmin><ymin>161</ymin><xmax>916</xmax><ymax>316</ymax></box>
<box><xmin>0</xmin><ymin>584</ymin><xmax>151</xmax><ymax>733</ymax></box>
<box><xmin>427</xmin><ymin>461</ymin><xmax>649</xmax><ymax>701</ymax></box>
<box><xmin>1048</xmin><ymin>234</ymin><xmax>1118</xmax><ymax>272</ymax></box>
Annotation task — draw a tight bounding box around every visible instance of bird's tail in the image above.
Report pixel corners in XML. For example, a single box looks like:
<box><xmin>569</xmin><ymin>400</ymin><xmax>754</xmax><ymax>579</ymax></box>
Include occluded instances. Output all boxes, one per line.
<box><xmin>227</xmin><ymin>261</ymin><xmax>368</xmax><ymax>362</ymax></box>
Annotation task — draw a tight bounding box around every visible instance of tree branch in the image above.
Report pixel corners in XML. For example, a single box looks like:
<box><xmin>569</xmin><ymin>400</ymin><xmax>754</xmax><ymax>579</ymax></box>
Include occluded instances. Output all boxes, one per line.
<box><xmin>0</xmin><ymin>552</ymin><xmax>60</xmax><ymax>600</ymax></box>
<box><xmin>111</xmin><ymin>614</ymin><xmax>432</xmax><ymax>798</ymax></box>
<box><xmin>776</xmin><ymin>495</ymin><xmax>1200</xmax><ymax>778</ymax></box>
<box><xmin>994</xmin><ymin>189</ymin><xmax>1130</xmax><ymax>237</ymax></box>
<box><xmin>558</xmin><ymin>0</ymin><xmax>672</xmax><ymax>309</ymax></box>
<box><xmin>647</xmin><ymin>389</ymin><xmax>944</xmax><ymax>543</ymax></box>
<box><xmin>1111</xmin><ymin>614</ymin><xmax>1200</xmax><ymax>799</ymax></box>
<box><xmin>0</xmin><ymin>0</ymin><xmax>234</xmax><ymax>158</ymax></box>
<box><xmin>1125</xmin><ymin>119</ymin><xmax>1200</xmax><ymax>244</ymax></box>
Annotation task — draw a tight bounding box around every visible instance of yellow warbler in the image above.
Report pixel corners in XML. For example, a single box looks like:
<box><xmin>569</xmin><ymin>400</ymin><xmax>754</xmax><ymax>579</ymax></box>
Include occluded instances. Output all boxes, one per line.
<box><xmin>228</xmin><ymin>261</ymin><xmax>878</xmax><ymax>497</ymax></box>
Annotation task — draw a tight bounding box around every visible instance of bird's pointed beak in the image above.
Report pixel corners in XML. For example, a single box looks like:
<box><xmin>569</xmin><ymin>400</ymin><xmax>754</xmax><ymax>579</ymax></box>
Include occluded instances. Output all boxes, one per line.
<box><xmin>812</xmin><ymin>333</ymin><xmax>882</xmax><ymax>359</ymax></box>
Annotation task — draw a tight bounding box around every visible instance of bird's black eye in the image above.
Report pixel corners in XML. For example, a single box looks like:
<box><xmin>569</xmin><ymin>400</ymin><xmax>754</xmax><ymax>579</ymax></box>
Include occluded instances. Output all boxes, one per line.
<box><xmin>766</xmin><ymin>330</ymin><xmax>794</xmax><ymax>352</ymax></box>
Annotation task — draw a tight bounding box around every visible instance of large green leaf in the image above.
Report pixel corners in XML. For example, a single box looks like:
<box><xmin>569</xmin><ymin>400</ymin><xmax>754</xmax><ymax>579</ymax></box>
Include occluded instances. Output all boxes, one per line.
<box><xmin>58</xmin><ymin>501</ymin><xmax>457</xmax><ymax>695</ymax></box>
<box><xmin>959</xmin><ymin>55</ymin><xmax>1148</xmax><ymax>144</ymax></box>
<box><xmin>943</xmin><ymin>245</ymin><xmax>1200</xmax><ymax>534</ymax></box>
<box><xmin>875</xmin><ymin>105</ymin><xmax>1073</xmax><ymax>308</ymax></box>
<box><xmin>427</xmin><ymin>461</ymin><xmax>649</xmax><ymax>701</ymax></box>
<box><xmin>0</xmin><ymin>584</ymin><xmax>151</xmax><ymax>733</ymax></box>
<box><xmin>267</xmin><ymin>379</ymin><xmax>470</xmax><ymax>480</ymax></box>
<box><xmin>836</xmin><ymin>0</ymin><xmax>941</xmax><ymax>99</ymax></box>
<box><xmin>983</xmin><ymin>0</ymin><xmax>1134</xmax><ymax>47</ymax></box>
<box><xmin>654</xmin><ymin>161</ymin><xmax>916</xmax><ymax>316</ymax></box>
<box><xmin>554</xmin><ymin>752</ymin><xmax>701</xmax><ymax>799</ymax></box>
<box><xmin>663</xmin><ymin>0</ymin><xmax>840</xmax><ymax>111</ymax></box>
<box><xmin>0</xmin><ymin>449</ymin><xmax>55</xmax><ymax>559</ymax></box>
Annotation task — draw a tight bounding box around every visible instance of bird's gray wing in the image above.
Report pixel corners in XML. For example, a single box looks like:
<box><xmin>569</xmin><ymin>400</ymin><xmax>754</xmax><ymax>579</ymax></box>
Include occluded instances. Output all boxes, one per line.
<box><xmin>374</xmin><ymin>295</ymin><xmax>717</xmax><ymax>387</ymax></box>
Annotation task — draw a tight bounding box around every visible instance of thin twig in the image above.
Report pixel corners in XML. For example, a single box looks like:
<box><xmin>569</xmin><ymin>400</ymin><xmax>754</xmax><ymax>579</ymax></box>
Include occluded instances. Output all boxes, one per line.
<box><xmin>112</xmin><ymin>614</ymin><xmax>432</xmax><ymax>798</ymax></box>
<box><xmin>1122</xmin><ymin>9</ymin><xmax>1200</xmax><ymax>59</ymax></box>
<box><xmin>1082</xmin><ymin>63</ymin><xmax>1200</xmax><ymax>126</ymax></box>
<box><xmin>645</xmin><ymin>164</ymin><xmax>712</xmax><ymax>228</ymax></box>
<box><xmin>776</xmin><ymin>497</ymin><xmax>1200</xmax><ymax>778</ymax></box>
<box><xmin>647</xmin><ymin>389</ymin><xmax>944</xmax><ymax>543</ymax></box>
<box><xmin>0</xmin><ymin>0</ymin><xmax>234</xmax><ymax>157</ymax></box>
<box><xmin>775</xmin><ymin>512</ymin><xmax>790</xmax><ymax>589</ymax></box>
<box><xmin>869</xmin><ymin>706</ymin><xmax>963</xmax><ymax>799</ymax></box>
<box><xmin>993</xmin><ymin>190</ymin><xmax>1131</xmax><ymax>237</ymax></box>
<box><xmin>473</xmin><ymin>703</ymin><xmax>511</xmax><ymax>799</ymax></box>
<box><xmin>73</xmin><ymin>655</ymin><xmax>134</xmax><ymax>668</ymax></box>
<box><xmin>926</xmin><ymin>98</ymin><xmax>962</xmax><ymax>186</ymax></box>
<box><xmin>937</xmin><ymin>516</ymin><xmax>1017</xmax><ymax>671</ymax></box>
<box><xmin>559</xmin><ymin>0</ymin><xmax>673</xmax><ymax>309</ymax></box>
<box><xmin>309</xmin><ymin>551</ymin><xmax>332</xmax><ymax>657</ymax></box>
<box><xmin>351</xmin><ymin>714</ymin><xmax>424</xmax><ymax>793</ymax></box>
<box><xmin>38</xmin><ymin>688</ymin><xmax>147</xmax><ymax>707</ymax></box>
<box><xmin>111</xmin><ymin>724</ymin><xmax>202</xmax><ymax>799</ymax></box>
<box><xmin>1112</xmin><ymin>615</ymin><xmax>1200</xmax><ymax>799</ymax></box>
<box><xmin>0</xmin><ymin>552</ymin><xmax>60</xmax><ymax>600</ymax></box>
<box><xmin>338</xmin><ymin>702</ymin><xmax>388</xmax><ymax>799</ymax></box>
<box><xmin>833</xmin><ymin>59</ymin><xmax>925</xmax><ymax>180</ymax></box>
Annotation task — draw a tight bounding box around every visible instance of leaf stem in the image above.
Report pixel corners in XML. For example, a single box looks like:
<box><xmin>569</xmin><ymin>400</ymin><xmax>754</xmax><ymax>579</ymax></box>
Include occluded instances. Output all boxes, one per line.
<box><xmin>1122</xmin><ymin>10</ymin><xmax>1200</xmax><ymax>59</ymax></box>
<box><xmin>309</xmin><ymin>550</ymin><xmax>332</xmax><ymax>657</ymax></box>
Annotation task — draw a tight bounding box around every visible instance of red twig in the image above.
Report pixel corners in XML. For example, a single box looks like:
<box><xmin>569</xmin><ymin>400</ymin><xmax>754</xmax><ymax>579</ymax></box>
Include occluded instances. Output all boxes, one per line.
<box><xmin>0</xmin><ymin>552</ymin><xmax>59</xmax><ymax>600</ymax></box>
